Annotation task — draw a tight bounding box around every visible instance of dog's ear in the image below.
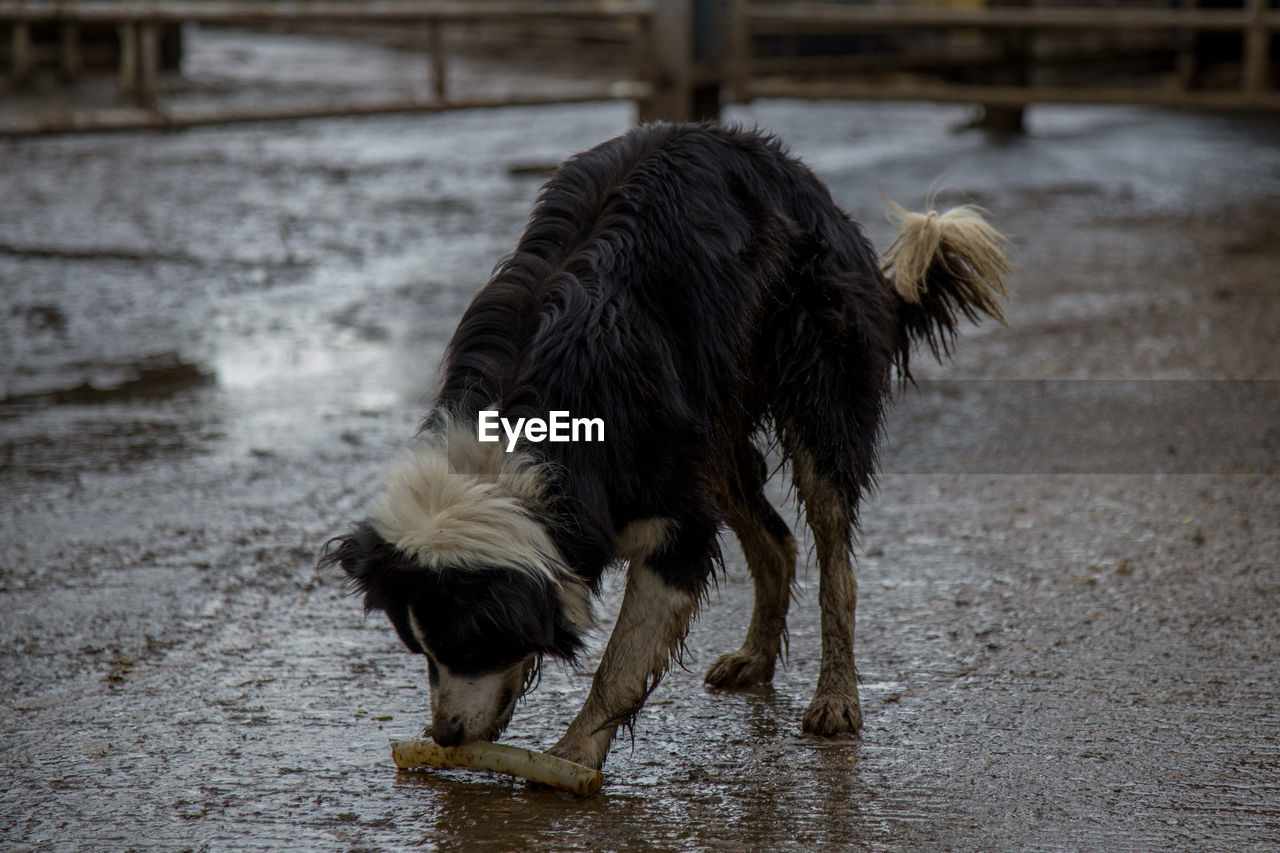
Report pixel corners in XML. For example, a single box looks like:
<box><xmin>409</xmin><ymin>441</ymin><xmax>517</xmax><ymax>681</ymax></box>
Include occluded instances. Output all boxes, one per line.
<box><xmin>478</xmin><ymin>567</ymin><xmax>586</xmax><ymax>662</ymax></box>
<box><xmin>418</xmin><ymin>567</ymin><xmax>584</xmax><ymax>669</ymax></box>
<box><xmin>320</xmin><ymin>521</ymin><xmax>403</xmax><ymax>613</ymax></box>
<box><xmin>551</xmin><ymin>606</ymin><xmax>587</xmax><ymax>661</ymax></box>
<box><xmin>430</xmin><ymin>568</ymin><xmax>557</xmax><ymax>660</ymax></box>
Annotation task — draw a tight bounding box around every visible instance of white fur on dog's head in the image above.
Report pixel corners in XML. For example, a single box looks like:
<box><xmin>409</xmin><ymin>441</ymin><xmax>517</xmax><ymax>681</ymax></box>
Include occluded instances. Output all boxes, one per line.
<box><xmin>367</xmin><ymin>417</ymin><xmax>592</xmax><ymax>638</ymax></box>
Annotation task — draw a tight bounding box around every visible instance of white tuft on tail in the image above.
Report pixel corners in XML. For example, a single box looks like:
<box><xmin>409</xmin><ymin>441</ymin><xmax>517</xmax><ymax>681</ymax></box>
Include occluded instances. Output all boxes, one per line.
<box><xmin>881</xmin><ymin>200</ymin><xmax>1011</xmax><ymax>325</ymax></box>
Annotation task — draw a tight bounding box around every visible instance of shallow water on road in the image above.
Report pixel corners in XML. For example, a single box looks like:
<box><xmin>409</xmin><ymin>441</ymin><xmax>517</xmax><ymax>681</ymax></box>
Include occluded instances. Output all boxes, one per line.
<box><xmin>3</xmin><ymin>98</ymin><xmax>1279</xmax><ymax>850</ymax></box>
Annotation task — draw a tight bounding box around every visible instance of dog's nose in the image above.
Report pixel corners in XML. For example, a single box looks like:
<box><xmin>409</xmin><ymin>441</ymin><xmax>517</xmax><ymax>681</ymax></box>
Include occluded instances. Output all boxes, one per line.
<box><xmin>431</xmin><ymin>715</ymin><xmax>465</xmax><ymax>747</ymax></box>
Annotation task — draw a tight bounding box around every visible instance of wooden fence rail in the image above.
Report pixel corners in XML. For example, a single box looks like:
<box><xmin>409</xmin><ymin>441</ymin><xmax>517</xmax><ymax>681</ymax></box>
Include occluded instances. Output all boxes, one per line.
<box><xmin>748</xmin><ymin>2</ymin><xmax>1279</xmax><ymax>33</ymax></box>
<box><xmin>731</xmin><ymin>0</ymin><xmax>1279</xmax><ymax>112</ymax></box>
<box><xmin>3</xmin><ymin>0</ymin><xmax>1279</xmax><ymax>135</ymax></box>
<box><xmin>1</xmin><ymin>0</ymin><xmax>677</xmax><ymax>126</ymax></box>
<box><xmin>0</xmin><ymin>1</ymin><xmax>652</xmax><ymax>24</ymax></box>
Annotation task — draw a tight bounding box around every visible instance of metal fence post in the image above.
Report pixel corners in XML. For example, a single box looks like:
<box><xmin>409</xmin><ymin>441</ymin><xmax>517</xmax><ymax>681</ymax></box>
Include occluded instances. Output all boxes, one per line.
<box><xmin>138</xmin><ymin>21</ymin><xmax>159</xmax><ymax>107</ymax></box>
<box><xmin>429</xmin><ymin>18</ymin><xmax>446</xmax><ymax>102</ymax></box>
<box><xmin>726</xmin><ymin>0</ymin><xmax>751</xmax><ymax>104</ymax></box>
<box><xmin>637</xmin><ymin>0</ymin><xmax>694</xmax><ymax>123</ymax></box>
<box><xmin>691</xmin><ymin>0</ymin><xmax>722</xmax><ymax>119</ymax></box>
<box><xmin>1243</xmin><ymin>0</ymin><xmax>1270</xmax><ymax>94</ymax></box>
<box><xmin>10</xmin><ymin>21</ymin><xmax>31</xmax><ymax>83</ymax></box>
<box><xmin>60</xmin><ymin>23</ymin><xmax>83</xmax><ymax>81</ymax></box>
<box><xmin>118</xmin><ymin>23</ymin><xmax>138</xmax><ymax>95</ymax></box>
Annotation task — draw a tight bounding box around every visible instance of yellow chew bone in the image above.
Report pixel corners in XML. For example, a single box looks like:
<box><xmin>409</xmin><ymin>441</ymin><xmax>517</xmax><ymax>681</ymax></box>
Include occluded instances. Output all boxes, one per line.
<box><xmin>390</xmin><ymin>739</ymin><xmax>604</xmax><ymax>798</ymax></box>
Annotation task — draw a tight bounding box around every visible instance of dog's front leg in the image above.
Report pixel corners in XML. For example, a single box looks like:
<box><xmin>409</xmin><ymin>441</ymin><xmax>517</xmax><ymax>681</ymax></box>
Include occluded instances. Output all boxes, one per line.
<box><xmin>549</xmin><ymin>562</ymin><xmax>699</xmax><ymax>771</ymax></box>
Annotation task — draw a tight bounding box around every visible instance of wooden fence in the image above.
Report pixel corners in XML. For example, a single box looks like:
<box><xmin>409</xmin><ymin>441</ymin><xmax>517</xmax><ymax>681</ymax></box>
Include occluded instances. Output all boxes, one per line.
<box><xmin>727</xmin><ymin>0</ymin><xmax>1280</xmax><ymax>112</ymax></box>
<box><xmin>2</xmin><ymin>0</ymin><xmax>1278</xmax><ymax>135</ymax></box>
<box><xmin>0</xmin><ymin>0</ymin><xmax>683</xmax><ymax>132</ymax></box>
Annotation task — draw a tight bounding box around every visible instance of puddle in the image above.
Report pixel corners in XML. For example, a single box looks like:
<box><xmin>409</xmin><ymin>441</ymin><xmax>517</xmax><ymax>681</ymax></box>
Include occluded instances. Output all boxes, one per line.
<box><xmin>0</xmin><ymin>353</ymin><xmax>214</xmax><ymax>407</ymax></box>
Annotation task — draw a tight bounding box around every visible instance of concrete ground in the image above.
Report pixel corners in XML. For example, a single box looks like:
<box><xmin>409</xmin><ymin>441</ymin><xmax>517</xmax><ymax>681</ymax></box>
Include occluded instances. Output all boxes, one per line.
<box><xmin>2</xmin><ymin>33</ymin><xmax>1278</xmax><ymax>851</ymax></box>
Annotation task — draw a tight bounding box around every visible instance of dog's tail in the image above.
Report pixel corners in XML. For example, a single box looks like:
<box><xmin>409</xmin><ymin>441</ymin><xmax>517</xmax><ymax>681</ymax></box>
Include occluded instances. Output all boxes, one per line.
<box><xmin>880</xmin><ymin>199</ymin><xmax>1010</xmax><ymax>374</ymax></box>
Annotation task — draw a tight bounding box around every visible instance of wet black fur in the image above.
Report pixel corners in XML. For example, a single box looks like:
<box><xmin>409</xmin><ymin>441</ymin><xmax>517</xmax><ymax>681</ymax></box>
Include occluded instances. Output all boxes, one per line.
<box><xmin>326</xmin><ymin>521</ymin><xmax>583</xmax><ymax>673</ymax></box>
<box><xmin>325</xmin><ymin>122</ymin><xmax>974</xmax><ymax>676</ymax></box>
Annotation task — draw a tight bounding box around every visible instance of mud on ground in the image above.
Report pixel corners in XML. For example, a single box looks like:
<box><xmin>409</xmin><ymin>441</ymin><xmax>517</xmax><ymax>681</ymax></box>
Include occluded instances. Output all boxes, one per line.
<box><xmin>2</xmin><ymin>93</ymin><xmax>1279</xmax><ymax>850</ymax></box>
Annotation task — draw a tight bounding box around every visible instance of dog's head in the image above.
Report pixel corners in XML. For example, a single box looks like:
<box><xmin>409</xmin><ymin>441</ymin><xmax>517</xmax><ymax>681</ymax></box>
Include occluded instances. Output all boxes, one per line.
<box><xmin>323</xmin><ymin>429</ymin><xmax>591</xmax><ymax>746</ymax></box>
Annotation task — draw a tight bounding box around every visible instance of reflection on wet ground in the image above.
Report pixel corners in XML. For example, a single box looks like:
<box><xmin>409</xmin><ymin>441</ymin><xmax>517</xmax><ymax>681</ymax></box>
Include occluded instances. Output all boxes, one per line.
<box><xmin>2</xmin><ymin>353</ymin><xmax>213</xmax><ymax>407</ymax></box>
<box><xmin>2</xmin><ymin>96</ymin><xmax>1279</xmax><ymax>850</ymax></box>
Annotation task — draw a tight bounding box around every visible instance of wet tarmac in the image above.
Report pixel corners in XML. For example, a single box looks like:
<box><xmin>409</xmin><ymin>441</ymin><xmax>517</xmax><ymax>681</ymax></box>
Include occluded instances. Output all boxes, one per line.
<box><xmin>3</xmin><ymin>84</ymin><xmax>1280</xmax><ymax>850</ymax></box>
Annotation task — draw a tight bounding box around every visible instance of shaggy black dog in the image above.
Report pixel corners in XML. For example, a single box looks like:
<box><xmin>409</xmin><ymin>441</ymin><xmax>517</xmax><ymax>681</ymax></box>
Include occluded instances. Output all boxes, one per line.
<box><xmin>322</xmin><ymin>122</ymin><xmax>1008</xmax><ymax>771</ymax></box>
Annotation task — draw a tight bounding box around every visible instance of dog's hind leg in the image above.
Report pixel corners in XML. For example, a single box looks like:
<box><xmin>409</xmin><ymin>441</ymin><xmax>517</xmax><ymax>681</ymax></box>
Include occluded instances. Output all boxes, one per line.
<box><xmin>548</xmin><ymin>521</ymin><xmax>712</xmax><ymax>771</ymax></box>
<box><xmin>705</xmin><ymin>444</ymin><xmax>797</xmax><ymax>688</ymax></box>
<box><xmin>790</xmin><ymin>443</ymin><xmax>863</xmax><ymax>736</ymax></box>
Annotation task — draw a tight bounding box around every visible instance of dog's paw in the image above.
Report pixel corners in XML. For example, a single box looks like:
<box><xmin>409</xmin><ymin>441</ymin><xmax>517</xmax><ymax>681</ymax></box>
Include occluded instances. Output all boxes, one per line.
<box><xmin>546</xmin><ymin>738</ymin><xmax>607</xmax><ymax>772</ymax></box>
<box><xmin>802</xmin><ymin>691</ymin><xmax>862</xmax><ymax>737</ymax></box>
<box><xmin>704</xmin><ymin>649</ymin><xmax>775</xmax><ymax>689</ymax></box>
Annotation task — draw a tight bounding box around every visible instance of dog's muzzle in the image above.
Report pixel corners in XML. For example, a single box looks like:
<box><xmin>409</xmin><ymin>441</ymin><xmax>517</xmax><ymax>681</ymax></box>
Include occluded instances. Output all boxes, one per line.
<box><xmin>428</xmin><ymin>658</ymin><xmax>529</xmax><ymax>746</ymax></box>
<box><xmin>430</xmin><ymin>713</ymin><xmax>468</xmax><ymax>747</ymax></box>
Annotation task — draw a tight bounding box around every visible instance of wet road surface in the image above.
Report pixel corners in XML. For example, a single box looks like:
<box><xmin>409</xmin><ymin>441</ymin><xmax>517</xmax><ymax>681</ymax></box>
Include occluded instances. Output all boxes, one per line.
<box><xmin>2</xmin><ymin>95</ymin><xmax>1279</xmax><ymax>850</ymax></box>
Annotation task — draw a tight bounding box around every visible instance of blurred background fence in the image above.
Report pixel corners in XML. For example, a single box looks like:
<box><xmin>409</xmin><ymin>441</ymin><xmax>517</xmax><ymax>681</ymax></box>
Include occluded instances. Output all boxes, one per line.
<box><xmin>2</xmin><ymin>0</ymin><xmax>1277</xmax><ymax>133</ymax></box>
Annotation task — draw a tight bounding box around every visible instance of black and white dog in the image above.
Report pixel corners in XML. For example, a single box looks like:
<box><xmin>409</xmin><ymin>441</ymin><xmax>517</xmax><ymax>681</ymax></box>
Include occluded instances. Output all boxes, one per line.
<box><xmin>323</xmin><ymin>122</ymin><xmax>1008</xmax><ymax>771</ymax></box>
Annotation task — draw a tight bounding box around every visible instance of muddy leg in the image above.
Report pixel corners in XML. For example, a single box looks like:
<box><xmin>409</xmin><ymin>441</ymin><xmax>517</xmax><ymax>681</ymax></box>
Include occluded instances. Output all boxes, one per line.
<box><xmin>792</xmin><ymin>447</ymin><xmax>862</xmax><ymax>736</ymax></box>
<box><xmin>549</xmin><ymin>562</ymin><xmax>699</xmax><ymax>771</ymax></box>
<box><xmin>705</xmin><ymin>448</ymin><xmax>797</xmax><ymax>688</ymax></box>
